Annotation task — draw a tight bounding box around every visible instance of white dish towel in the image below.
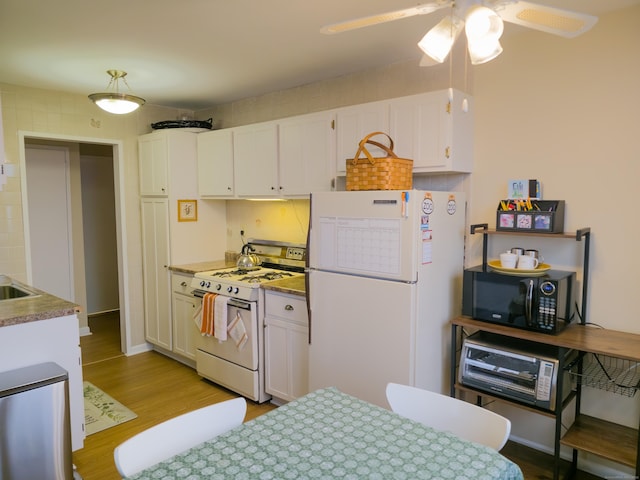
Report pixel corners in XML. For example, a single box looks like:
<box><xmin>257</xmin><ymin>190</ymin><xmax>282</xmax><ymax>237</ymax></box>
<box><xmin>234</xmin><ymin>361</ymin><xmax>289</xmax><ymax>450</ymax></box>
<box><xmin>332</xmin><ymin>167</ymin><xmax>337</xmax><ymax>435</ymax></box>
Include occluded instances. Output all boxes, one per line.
<box><xmin>228</xmin><ymin>311</ymin><xmax>248</xmax><ymax>350</ymax></box>
<box><xmin>213</xmin><ymin>295</ymin><xmax>229</xmax><ymax>342</ymax></box>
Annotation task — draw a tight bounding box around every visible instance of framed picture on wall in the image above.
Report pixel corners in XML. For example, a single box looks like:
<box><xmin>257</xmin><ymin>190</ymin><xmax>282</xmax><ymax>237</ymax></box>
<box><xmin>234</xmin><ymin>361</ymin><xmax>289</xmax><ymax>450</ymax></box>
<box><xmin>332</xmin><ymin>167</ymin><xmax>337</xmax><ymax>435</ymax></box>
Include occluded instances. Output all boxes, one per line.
<box><xmin>178</xmin><ymin>199</ymin><xmax>197</xmax><ymax>222</ymax></box>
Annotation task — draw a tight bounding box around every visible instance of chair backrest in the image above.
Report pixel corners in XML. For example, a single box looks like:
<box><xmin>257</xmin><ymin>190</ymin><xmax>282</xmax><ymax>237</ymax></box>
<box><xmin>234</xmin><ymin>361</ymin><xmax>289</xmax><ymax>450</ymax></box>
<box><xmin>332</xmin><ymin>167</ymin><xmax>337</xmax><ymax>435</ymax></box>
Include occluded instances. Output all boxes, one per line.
<box><xmin>114</xmin><ymin>397</ymin><xmax>247</xmax><ymax>477</ymax></box>
<box><xmin>385</xmin><ymin>383</ymin><xmax>511</xmax><ymax>451</ymax></box>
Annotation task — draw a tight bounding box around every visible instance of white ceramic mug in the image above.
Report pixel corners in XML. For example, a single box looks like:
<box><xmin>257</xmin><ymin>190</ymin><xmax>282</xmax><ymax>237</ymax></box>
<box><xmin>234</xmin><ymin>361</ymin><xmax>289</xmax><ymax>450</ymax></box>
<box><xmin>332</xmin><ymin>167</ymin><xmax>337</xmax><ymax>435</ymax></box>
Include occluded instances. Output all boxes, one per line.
<box><xmin>500</xmin><ymin>252</ymin><xmax>518</xmax><ymax>269</ymax></box>
<box><xmin>517</xmin><ymin>255</ymin><xmax>539</xmax><ymax>270</ymax></box>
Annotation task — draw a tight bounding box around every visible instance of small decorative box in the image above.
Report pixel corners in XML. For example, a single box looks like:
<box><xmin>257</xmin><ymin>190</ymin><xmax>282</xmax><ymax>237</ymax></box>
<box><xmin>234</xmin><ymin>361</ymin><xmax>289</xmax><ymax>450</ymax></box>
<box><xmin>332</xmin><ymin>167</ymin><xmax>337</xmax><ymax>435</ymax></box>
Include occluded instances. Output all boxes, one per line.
<box><xmin>496</xmin><ymin>200</ymin><xmax>565</xmax><ymax>233</ymax></box>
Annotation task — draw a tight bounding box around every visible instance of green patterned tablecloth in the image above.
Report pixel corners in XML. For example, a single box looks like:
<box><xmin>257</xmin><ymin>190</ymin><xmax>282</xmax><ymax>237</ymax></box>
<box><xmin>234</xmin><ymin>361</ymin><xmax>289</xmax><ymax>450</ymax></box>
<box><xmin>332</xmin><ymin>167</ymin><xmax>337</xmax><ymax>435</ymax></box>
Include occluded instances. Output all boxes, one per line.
<box><xmin>127</xmin><ymin>387</ymin><xmax>523</xmax><ymax>480</ymax></box>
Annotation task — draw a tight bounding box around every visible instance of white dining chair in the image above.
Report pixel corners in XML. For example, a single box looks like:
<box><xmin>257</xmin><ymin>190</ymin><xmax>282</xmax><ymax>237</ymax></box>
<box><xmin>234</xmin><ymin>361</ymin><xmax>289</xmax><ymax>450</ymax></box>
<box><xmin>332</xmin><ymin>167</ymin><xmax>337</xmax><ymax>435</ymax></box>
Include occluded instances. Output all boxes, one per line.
<box><xmin>114</xmin><ymin>396</ymin><xmax>247</xmax><ymax>477</ymax></box>
<box><xmin>385</xmin><ymin>383</ymin><xmax>511</xmax><ymax>451</ymax></box>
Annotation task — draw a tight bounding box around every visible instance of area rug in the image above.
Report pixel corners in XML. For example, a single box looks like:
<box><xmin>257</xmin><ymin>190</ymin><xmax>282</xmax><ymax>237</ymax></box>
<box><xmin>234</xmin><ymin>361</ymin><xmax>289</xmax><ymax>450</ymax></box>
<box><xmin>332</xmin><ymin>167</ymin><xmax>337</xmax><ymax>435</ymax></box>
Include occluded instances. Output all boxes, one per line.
<box><xmin>83</xmin><ymin>381</ymin><xmax>137</xmax><ymax>436</ymax></box>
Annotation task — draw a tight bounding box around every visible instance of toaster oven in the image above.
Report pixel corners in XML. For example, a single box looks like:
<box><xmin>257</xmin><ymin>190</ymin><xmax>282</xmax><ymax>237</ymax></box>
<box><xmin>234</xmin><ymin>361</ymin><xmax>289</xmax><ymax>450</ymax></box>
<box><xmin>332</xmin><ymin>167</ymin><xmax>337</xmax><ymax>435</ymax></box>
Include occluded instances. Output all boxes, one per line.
<box><xmin>459</xmin><ymin>332</ymin><xmax>576</xmax><ymax>412</ymax></box>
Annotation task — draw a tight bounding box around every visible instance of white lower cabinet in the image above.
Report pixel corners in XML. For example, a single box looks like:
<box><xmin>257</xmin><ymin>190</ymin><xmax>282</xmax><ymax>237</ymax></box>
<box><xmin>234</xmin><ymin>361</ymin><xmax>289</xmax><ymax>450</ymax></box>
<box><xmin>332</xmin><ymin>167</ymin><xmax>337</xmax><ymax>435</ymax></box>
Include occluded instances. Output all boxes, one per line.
<box><xmin>264</xmin><ymin>291</ymin><xmax>309</xmax><ymax>402</ymax></box>
<box><xmin>171</xmin><ymin>272</ymin><xmax>198</xmax><ymax>361</ymax></box>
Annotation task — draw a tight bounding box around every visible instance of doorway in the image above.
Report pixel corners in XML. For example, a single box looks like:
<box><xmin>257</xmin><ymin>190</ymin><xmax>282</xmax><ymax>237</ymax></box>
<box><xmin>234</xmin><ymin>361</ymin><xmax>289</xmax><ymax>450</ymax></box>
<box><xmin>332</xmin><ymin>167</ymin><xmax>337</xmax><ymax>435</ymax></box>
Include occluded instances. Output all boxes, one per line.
<box><xmin>19</xmin><ymin>132</ymin><xmax>131</xmax><ymax>355</ymax></box>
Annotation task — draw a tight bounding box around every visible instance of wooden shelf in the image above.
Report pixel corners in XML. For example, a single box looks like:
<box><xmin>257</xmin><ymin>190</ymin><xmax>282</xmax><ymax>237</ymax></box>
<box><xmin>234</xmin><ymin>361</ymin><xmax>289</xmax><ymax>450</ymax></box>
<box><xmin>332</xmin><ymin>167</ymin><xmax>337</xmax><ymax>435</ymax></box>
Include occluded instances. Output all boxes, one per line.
<box><xmin>452</xmin><ymin>316</ymin><xmax>640</xmax><ymax>363</ymax></box>
<box><xmin>454</xmin><ymin>383</ymin><xmax>558</xmax><ymax>418</ymax></box>
<box><xmin>470</xmin><ymin>225</ymin><xmax>590</xmax><ymax>241</ymax></box>
<box><xmin>560</xmin><ymin>415</ymin><xmax>638</xmax><ymax>468</ymax></box>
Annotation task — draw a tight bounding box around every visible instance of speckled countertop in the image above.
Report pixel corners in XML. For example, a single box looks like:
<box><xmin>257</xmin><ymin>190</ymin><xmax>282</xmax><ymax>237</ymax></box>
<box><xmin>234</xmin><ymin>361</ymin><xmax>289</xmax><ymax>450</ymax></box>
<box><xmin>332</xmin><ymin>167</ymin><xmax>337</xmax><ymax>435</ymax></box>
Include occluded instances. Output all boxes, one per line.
<box><xmin>0</xmin><ymin>277</ymin><xmax>80</xmax><ymax>328</ymax></box>
<box><xmin>261</xmin><ymin>276</ymin><xmax>306</xmax><ymax>296</ymax></box>
<box><xmin>169</xmin><ymin>260</ymin><xmax>234</xmax><ymax>275</ymax></box>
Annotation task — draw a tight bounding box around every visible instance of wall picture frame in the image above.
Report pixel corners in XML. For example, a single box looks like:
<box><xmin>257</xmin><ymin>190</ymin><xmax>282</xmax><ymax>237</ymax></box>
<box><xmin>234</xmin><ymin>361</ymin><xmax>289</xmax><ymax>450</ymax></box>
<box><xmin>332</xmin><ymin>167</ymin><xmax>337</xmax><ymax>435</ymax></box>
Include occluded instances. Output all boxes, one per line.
<box><xmin>178</xmin><ymin>199</ymin><xmax>197</xmax><ymax>222</ymax></box>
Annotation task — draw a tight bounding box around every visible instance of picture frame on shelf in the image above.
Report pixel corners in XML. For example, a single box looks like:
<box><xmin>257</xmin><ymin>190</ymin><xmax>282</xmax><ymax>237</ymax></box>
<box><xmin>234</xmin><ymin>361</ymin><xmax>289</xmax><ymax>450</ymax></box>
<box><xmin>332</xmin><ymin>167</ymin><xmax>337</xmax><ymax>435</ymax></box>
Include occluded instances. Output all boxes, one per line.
<box><xmin>178</xmin><ymin>199</ymin><xmax>197</xmax><ymax>222</ymax></box>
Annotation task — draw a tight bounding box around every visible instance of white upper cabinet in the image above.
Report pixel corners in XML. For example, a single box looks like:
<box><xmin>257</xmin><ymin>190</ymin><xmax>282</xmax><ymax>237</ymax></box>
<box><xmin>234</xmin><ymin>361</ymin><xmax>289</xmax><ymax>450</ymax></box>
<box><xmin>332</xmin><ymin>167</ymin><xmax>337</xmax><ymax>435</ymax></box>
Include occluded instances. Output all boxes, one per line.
<box><xmin>390</xmin><ymin>89</ymin><xmax>473</xmax><ymax>173</ymax></box>
<box><xmin>335</xmin><ymin>100</ymin><xmax>390</xmax><ymax>176</ymax></box>
<box><xmin>139</xmin><ymin>133</ymin><xmax>169</xmax><ymax>196</ymax></box>
<box><xmin>278</xmin><ymin>111</ymin><xmax>336</xmax><ymax>196</ymax></box>
<box><xmin>233</xmin><ymin>121</ymin><xmax>280</xmax><ymax>197</ymax></box>
<box><xmin>197</xmin><ymin>129</ymin><xmax>234</xmax><ymax>197</ymax></box>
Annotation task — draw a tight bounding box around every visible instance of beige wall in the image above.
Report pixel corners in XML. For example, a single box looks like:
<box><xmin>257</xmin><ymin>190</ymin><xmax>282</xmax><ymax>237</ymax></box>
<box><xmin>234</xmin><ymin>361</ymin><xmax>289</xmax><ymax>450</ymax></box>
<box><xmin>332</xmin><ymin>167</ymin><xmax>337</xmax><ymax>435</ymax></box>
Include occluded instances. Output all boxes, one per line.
<box><xmin>469</xmin><ymin>6</ymin><xmax>640</xmax><ymax>475</ymax></box>
<box><xmin>0</xmin><ymin>84</ymin><xmax>185</xmax><ymax>349</ymax></box>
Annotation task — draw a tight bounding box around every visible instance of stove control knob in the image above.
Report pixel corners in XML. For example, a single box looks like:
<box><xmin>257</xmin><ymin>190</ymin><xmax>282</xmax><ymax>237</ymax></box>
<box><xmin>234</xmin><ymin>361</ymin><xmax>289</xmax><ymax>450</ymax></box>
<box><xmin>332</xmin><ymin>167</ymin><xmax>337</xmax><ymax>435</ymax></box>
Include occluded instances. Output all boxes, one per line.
<box><xmin>216</xmin><ymin>284</ymin><xmax>222</xmax><ymax>291</ymax></box>
<box><xmin>200</xmin><ymin>280</ymin><xmax>206</xmax><ymax>288</ymax></box>
<box><xmin>227</xmin><ymin>286</ymin><xmax>233</xmax><ymax>293</ymax></box>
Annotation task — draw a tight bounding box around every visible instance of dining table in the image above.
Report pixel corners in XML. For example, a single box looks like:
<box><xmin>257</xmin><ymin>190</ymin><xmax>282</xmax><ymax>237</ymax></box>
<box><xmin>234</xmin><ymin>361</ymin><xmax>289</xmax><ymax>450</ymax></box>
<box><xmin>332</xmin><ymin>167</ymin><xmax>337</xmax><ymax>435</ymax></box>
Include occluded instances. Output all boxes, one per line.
<box><xmin>125</xmin><ymin>387</ymin><xmax>524</xmax><ymax>479</ymax></box>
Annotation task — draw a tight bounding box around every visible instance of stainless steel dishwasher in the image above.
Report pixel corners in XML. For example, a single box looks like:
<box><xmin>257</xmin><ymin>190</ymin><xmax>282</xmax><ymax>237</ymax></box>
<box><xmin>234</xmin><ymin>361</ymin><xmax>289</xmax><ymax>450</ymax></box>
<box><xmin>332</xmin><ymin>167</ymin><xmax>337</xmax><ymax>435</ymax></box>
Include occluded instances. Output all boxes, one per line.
<box><xmin>0</xmin><ymin>362</ymin><xmax>74</xmax><ymax>480</ymax></box>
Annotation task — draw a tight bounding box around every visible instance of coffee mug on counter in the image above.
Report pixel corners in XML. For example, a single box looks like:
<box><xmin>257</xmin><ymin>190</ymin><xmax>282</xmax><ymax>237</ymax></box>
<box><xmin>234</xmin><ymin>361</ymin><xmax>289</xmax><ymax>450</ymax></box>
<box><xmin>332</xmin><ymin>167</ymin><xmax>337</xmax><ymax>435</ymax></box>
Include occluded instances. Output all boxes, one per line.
<box><xmin>500</xmin><ymin>252</ymin><xmax>518</xmax><ymax>269</ymax></box>
<box><xmin>510</xmin><ymin>247</ymin><xmax>525</xmax><ymax>256</ymax></box>
<box><xmin>517</xmin><ymin>255</ymin><xmax>539</xmax><ymax>269</ymax></box>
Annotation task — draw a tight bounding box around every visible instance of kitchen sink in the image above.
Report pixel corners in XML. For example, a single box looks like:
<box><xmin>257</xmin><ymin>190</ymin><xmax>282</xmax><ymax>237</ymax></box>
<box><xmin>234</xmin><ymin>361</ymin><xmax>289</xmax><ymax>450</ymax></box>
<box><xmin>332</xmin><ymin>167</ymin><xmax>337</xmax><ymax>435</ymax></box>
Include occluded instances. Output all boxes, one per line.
<box><xmin>0</xmin><ymin>277</ymin><xmax>39</xmax><ymax>300</ymax></box>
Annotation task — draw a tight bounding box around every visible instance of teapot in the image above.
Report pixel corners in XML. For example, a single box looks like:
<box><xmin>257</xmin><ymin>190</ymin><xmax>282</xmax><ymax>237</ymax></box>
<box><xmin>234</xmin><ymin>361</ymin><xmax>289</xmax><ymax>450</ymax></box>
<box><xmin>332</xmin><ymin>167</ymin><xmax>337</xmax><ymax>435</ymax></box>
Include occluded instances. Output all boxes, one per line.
<box><xmin>237</xmin><ymin>244</ymin><xmax>261</xmax><ymax>270</ymax></box>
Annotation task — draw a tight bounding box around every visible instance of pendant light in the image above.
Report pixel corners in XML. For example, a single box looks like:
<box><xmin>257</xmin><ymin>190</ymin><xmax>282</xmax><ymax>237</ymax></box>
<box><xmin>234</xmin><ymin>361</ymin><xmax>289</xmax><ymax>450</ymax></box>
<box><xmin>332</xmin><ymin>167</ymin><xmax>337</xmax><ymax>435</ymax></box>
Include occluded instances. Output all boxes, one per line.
<box><xmin>89</xmin><ymin>70</ymin><xmax>145</xmax><ymax>114</ymax></box>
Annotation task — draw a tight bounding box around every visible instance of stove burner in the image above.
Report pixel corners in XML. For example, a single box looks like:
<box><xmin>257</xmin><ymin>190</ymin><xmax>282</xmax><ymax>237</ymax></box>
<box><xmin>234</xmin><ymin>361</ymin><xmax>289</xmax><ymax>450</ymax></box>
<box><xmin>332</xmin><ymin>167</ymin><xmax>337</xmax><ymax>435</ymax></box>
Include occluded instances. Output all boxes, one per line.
<box><xmin>211</xmin><ymin>268</ymin><xmax>262</xmax><ymax>278</ymax></box>
<box><xmin>237</xmin><ymin>271</ymin><xmax>295</xmax><ymax>284</ymax></box>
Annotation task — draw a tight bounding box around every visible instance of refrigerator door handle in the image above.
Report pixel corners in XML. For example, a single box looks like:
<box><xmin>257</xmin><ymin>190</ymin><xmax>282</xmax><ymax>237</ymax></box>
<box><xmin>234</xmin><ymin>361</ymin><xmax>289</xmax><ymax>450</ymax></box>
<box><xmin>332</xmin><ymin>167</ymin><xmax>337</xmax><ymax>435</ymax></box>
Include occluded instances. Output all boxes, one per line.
<box><xmin>306</xmin><ymin>274</ymin><xmax>312</xmax><ymax>345</ymax></box>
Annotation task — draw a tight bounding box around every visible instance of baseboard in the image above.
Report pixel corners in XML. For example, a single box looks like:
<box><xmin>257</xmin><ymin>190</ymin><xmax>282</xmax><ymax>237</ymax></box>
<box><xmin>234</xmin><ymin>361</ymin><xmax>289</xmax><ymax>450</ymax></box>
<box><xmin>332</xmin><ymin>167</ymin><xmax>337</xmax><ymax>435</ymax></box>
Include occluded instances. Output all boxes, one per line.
<box><xmin>508</xmin><ymin>435</ymin><xmax>633</xmax><ymax>479</ymax></box>
<box><xmin>125</xmin><ymin>343</ymin><xmax>154</xmax><ymax>356</ymax></box>
<box><xmin>79</xmin><ymin>326</ymin><xmax>91</xmax><ymax>337</ymax></box>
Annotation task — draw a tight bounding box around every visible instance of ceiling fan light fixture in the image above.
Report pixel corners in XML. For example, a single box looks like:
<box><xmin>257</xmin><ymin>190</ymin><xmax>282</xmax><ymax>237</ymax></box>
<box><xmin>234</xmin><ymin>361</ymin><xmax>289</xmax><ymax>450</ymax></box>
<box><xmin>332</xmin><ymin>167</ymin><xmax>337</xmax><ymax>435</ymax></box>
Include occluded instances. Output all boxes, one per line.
<box><xmin>468</xmin><ymin>37</ymin><xmax>504</xmax><ymax>65</ymax></box>
<box><xmin>417</xmin><ymin>16</ymin><xmax>463</xmax><ymax>64</ymax></box>
<box><xmin>464</xmin><ymin>5</ymin><xmax>504</xmax><ymax>41</ymax></box>
<box><xmin>89</xmin><ymin>70</ymin><xmax>145</xmax><ymax>114</ymax></box>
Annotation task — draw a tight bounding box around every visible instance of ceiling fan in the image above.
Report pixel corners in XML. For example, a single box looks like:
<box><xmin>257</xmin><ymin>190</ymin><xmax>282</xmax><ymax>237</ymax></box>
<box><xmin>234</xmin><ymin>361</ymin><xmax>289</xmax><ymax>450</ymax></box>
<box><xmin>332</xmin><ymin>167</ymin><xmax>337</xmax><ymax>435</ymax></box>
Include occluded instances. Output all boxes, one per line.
<box><xmin>321</xmin><ymin>1</ymin><xmax>598</xmax><ymax>65</ymax></box>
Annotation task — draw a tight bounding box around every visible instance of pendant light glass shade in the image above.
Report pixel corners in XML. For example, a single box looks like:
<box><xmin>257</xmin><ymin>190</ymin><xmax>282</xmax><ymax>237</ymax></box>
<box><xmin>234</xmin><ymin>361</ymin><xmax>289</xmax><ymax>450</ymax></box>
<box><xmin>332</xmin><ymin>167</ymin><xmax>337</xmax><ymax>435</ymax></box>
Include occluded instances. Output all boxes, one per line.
<box><xmin>465</xmin><ymin>5</ymin><xmax>504</xmax><ymax>65</ymax></box>
<box><xmin>89</xmin><ymin>70</ymin><xmax>145</xmax><ymax>114</ymax></box>
<box><xmin>417</xmin><ymin>16</ymin><xmax>463</xmax><ymax>64</ymax></box>
<box><xmin>467</xmin><ymin>38</ymin><xmax>503</xmax><ymax>65</ymax></box>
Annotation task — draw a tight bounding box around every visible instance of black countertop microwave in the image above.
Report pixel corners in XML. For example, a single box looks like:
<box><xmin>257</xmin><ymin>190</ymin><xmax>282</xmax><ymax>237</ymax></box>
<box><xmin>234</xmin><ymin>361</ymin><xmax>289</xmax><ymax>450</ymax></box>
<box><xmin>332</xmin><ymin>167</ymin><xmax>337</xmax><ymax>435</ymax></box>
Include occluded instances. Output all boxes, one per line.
<box><xmin>462</xmin><ymin>266</ymin><xmax>577</xmax><ymax>334</ymax></box>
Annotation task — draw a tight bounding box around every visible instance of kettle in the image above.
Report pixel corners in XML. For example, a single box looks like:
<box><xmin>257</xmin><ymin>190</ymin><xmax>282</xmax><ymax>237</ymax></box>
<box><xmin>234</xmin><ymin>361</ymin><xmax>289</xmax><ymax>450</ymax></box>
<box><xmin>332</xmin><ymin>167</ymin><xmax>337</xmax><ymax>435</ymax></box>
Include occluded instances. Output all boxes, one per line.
<box><xmin>237</xmin><ymin>244</ymin><xmax>261</xmax><ymax>270</ymax></box>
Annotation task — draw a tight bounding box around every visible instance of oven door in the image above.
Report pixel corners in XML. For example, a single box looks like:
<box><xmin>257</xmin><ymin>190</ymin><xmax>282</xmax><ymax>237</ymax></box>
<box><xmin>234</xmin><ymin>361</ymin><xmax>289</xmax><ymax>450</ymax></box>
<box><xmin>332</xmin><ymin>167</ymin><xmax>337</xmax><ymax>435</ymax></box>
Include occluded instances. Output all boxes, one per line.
<box><xmin>195</xmin><ymin>297</ymin><xmax>259</xmax><ymax>370</ymax></box>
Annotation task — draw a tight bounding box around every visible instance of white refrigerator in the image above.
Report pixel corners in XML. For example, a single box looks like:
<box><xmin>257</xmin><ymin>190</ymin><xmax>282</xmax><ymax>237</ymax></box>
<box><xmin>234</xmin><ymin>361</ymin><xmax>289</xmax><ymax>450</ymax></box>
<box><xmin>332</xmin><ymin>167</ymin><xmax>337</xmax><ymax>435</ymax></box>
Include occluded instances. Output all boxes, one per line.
<box><xmin>308</xmin><ymin>190</ymin><xmax>466</xmax><ymax>408</ymax></box>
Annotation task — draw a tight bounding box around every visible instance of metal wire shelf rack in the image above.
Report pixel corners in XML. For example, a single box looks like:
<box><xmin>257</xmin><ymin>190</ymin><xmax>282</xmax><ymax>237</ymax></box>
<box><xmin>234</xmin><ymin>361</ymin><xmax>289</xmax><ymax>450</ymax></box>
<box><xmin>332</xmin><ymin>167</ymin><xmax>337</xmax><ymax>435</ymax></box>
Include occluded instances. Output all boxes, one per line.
<box><xmin>569</xmin><ymin>353</ymin><xmax>640</xmax><ymax>397</ymax></box>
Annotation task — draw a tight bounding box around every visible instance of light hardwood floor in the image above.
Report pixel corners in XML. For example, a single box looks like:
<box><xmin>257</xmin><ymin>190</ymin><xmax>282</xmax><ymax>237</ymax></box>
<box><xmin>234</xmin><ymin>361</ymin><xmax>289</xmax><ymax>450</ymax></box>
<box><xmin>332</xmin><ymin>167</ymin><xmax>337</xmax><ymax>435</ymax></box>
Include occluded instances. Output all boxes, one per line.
<box><xmin>73</xmin><ymin>313</ymin><xmax>275</xmax><ymax>479</ymax></box>
<box><xmin>74</xmin><ymin>313</ymin><xmax>600</xmax><ymax>480</ymax></box>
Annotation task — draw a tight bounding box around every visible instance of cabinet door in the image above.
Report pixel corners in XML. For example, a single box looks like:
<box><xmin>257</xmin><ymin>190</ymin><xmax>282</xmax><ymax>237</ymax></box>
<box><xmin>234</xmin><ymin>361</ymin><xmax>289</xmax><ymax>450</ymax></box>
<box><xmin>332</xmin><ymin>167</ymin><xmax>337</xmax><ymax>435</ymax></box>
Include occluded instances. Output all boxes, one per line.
<box><xmin>233</xmin><ymin>122</ymin><xmax>279</xmax><ymax>197</ymax></box>
<box><xmin>335</xmin><ymin>101</ymin><xmax>390</xmax><ymax>176</ymax></box>
<box><xmin>264</xmin><ymin>292</ymin><xmax>309</xmax><ymax>401</ymax></box>
<box><xmin>264</xmin><ymin>318</ymin><xmax>289</xmax><ymax>399</ymax></box>
<box><xmin>172</xmin><ymin>292</ymin><xmax>198</xmax><ymax>360</ymax></box>
<box><xmin>390</xmin><ymin>90</ymin><xmax>473</xmax><ymax>173</ymax></box>
<box><xmin>139</xmin><ymin>134</ymin><xmax>169</xmax><ymax>196</ymax></box>
<box><xmin>197</xmin><ymin>129</ymin><xmax>235</xmax><ymax>197</ymax></box>
<box><xmin>278</xmin><ymin>111</ymin><xmax>335</xmax><ymax>196</ymax></box>
<box><xmin>390</xmin><ymin>92</ymin><xmax>444</xmax><ymax>170</ymax></box>
<box><xmin>141</xmin><ymin>198</ymin><xmax>171</xmax><ymax>350</ymax></box>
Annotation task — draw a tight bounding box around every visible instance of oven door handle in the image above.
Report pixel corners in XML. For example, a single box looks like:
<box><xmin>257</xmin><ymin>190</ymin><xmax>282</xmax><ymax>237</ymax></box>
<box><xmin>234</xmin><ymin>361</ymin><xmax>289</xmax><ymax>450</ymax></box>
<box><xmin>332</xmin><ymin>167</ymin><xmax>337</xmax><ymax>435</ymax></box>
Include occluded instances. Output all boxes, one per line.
<box><xmin>192</xmin><ymin>290</ymin><xmax>252</xmax><ymax>311</ymax></box>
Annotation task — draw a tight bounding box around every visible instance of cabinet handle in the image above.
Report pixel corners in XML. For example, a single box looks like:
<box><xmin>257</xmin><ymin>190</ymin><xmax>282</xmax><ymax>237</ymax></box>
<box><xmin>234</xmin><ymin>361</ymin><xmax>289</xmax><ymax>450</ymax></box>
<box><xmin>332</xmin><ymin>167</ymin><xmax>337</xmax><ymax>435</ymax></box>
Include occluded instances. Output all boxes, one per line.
<box><xmin>180</xmin><ymin>281</ymin><xmax>187</xmax><ymax>287</ymax></box>
<box><xmin>227</xmin><ymin>186</ymin><xmax>232</xmax><ymax>191</ymax></box>
<box><xmin>445</xmin><ymin>146</ymin><xmax>451</xmax><ymax>159</ymax></box>
<box><xmin>285</xmin><ymin>304</ymin><xmax>294</xmax><ymax>311</ymax></box>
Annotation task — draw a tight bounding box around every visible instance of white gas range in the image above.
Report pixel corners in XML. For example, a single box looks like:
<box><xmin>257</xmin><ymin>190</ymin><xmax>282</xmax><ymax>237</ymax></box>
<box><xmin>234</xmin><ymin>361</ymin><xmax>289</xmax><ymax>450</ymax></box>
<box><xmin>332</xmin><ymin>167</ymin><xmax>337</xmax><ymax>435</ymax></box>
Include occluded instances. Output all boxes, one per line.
<box><xmin>190</xmin><ymin>239</ymin><xmax>306</xmax><ymax>403</ymax></box>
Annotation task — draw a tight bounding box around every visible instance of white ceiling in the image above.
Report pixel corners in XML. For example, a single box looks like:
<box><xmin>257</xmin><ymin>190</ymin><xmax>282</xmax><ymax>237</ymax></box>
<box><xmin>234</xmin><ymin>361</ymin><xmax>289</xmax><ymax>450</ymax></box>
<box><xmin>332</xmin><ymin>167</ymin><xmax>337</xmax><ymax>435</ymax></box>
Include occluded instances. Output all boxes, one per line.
<box><xmin>1</xmin><ymin>0</ymin><xmax>637</xmax><ymax>111</ymax></box>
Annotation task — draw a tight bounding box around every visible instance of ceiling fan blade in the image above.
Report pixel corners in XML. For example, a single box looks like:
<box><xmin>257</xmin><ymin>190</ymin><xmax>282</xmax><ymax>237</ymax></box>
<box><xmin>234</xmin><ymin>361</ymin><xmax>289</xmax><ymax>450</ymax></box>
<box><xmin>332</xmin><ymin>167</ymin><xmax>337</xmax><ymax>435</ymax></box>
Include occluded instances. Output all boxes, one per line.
<box><xmin>495</xmin><ymin>0</ymin><xmax>598</xmax><ymax>38</ymax></box>
<box><xmin>320</xmin><ymin>1</ymin><xmax>453</xmax><ymax>35</ymax></box>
